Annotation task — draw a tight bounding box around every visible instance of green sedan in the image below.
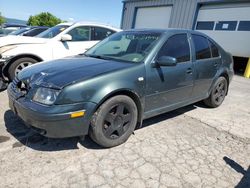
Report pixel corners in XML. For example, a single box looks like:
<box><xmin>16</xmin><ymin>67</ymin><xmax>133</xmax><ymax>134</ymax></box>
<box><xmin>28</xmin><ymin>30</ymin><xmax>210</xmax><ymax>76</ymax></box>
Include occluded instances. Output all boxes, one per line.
<box><xmin>7</xmin><ymin>29</ymin><xmax>234</xmax><ymax>147</ymax></box>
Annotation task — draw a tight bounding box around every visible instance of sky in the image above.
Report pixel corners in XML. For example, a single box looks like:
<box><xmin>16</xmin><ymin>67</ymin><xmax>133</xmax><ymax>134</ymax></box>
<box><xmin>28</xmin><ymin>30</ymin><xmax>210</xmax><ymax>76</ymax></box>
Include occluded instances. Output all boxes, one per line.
<box><xmin>0</xmin><ymin>0</ymin><xmax>123</xmax><ymax>27</ymax></box>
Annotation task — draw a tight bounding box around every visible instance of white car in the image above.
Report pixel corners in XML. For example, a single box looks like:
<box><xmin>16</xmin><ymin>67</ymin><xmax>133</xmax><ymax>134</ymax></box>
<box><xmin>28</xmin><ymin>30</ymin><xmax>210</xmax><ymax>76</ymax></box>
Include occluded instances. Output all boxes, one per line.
<box><xmin>0</xmin><ymin>22</ymin><xmax>121</xmax><ymax>80</ymax></box>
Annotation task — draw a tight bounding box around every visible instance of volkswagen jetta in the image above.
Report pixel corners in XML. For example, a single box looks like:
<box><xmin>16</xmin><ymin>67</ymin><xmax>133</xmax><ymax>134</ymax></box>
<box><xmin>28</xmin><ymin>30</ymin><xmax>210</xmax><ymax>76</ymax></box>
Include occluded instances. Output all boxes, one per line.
<box><xmin>7</xmin><ymin>29</ymin><xmax>234</xmax><ymax>147</ymax></box>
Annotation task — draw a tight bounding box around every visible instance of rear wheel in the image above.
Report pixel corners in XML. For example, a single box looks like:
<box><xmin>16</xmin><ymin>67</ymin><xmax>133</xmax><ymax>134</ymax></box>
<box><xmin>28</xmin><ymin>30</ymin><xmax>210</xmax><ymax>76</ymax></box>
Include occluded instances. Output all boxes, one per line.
<box><xmin>89</xmin><ymin>95</ymin><xmax>138</xmax><ymax>148</ymax></box>
<box><xmin>8</xmin><ymin>57</ymin><xmax>38</xmax><ymax>80</ymax></box>
<box><xmin>204</xmin><ymin>77</ymin><xmax>228</xmax><ymax>108</ymax></box>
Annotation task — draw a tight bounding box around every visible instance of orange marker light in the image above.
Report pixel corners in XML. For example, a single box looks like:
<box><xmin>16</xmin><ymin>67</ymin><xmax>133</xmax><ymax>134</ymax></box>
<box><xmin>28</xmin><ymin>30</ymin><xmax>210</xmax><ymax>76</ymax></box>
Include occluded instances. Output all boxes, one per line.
<box><xmin>71</xmin><ymin>111</ymin><xmax>85</xmax><ymax>118</ymax></box>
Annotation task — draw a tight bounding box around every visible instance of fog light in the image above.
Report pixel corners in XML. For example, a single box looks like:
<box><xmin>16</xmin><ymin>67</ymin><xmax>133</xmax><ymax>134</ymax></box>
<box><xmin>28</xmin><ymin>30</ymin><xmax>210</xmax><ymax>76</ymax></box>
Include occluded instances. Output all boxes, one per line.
<box><xmin>71</xmin><ymin>111</ymin><xmax>85</xmax><ymax>118</ymax></box>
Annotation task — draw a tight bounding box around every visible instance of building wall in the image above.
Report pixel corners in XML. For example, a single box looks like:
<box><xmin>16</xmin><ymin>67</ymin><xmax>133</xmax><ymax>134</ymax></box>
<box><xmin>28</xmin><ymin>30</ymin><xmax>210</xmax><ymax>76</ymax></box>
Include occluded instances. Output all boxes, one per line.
<box><xmin>121</xmin><ymin>0</ymin><xmax>248</xmax><ymax>30</ymax></box>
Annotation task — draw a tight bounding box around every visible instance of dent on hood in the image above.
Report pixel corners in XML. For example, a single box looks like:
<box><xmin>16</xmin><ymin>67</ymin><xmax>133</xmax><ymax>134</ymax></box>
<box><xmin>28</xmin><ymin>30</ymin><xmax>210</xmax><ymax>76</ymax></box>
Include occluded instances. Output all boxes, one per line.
<box><xmin>18</xmin><ymin>71</ymin><xmax>62</xmax><ymax>90</ymax></box>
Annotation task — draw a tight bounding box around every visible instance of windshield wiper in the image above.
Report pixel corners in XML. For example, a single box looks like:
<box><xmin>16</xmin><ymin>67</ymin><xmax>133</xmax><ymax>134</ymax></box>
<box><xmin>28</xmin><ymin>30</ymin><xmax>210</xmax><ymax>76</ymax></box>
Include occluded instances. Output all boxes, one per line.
<box><xmin>84</xmin><ymin>54</ymin><xmax>113</xmax><ymax>60</ymax></box>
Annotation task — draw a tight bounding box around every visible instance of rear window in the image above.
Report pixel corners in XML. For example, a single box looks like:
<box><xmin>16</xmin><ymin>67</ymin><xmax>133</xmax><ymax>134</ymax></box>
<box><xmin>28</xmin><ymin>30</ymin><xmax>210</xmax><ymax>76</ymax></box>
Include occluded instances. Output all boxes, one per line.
<box><xmin>208</xmin><ymin>40</ymin><xmax>219</xmax><ymax>58</ymax></box>
<box><xmin>192</xmin><ymin>35</ymin><xmax>211</xmax><ymax>60</ymax></box>
<box><xmin>91</xmin><ymin>27</ymin><xmax>115</xmax><ymax>41</ymax></box>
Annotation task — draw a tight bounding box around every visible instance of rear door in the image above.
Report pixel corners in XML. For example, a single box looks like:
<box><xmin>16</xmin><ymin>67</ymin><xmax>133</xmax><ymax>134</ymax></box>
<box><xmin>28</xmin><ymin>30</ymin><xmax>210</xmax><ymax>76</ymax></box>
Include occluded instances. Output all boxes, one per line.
<box><xmin>91</xmin><ymin>26</ymin><xmax>116</xmax><ymax>41</ymax></box>
<box><xmin>191</xmin><ymin>34</ymin><xmax>221</xmax><ymax>97</ymax></box>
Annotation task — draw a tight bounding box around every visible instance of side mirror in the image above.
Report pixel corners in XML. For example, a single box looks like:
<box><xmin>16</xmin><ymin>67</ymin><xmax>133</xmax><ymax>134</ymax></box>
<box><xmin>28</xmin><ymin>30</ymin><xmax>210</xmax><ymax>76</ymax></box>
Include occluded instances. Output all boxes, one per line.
<box><xmin>155</xmin><ymin>56</ymin><xmax>177</xmax><ymax>67</ymax></box>
<box><xmin>61</xmin><ymin>34</ymin><xmax>72</xmax><ymax>42</ymax></box>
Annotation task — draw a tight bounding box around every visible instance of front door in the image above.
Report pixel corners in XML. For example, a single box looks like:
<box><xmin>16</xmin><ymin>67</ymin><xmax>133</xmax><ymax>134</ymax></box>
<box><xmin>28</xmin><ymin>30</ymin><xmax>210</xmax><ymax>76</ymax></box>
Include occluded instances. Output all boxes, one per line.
<box><xmin>65</xmin><ymin>26</ymin><xmax>97</xmax><ymax>55</ymax></box>
<box><xmin>53</xmin><ymin>26</ymin><xmax>97</xmax><ymax>59</ymax></box>
<box><xmin>145</xmin><ymin>33</ymin><xmax>194</xmax><ymax>114</ymax></box>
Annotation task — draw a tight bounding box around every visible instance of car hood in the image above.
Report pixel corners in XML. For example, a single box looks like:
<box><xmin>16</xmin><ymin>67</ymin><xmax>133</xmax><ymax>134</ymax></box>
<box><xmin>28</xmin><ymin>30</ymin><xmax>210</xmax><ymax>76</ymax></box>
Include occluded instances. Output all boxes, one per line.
<box><xmin>18</xmin><ymin>56</ymin><xmax>136</xmax><ymax>89</ymax></box>
<box><xmin>0</xmin><ymin>35</ymin><xmax>48</xmax><ymax>47</ymax></box>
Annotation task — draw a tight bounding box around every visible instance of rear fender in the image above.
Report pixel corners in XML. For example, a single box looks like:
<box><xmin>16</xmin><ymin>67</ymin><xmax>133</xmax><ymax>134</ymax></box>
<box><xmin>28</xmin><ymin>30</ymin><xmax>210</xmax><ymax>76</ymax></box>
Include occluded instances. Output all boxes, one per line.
<box><xmin>208</xmin><ymin>68</ymin><xmax>230</xmax><ymax>96</ymax></box>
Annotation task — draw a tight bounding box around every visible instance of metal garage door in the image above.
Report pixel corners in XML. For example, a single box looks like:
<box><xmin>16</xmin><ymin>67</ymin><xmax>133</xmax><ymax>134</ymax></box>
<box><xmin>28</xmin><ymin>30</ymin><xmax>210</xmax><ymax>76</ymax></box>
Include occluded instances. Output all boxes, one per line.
<box><xmin>195</xmin><ymin>4</ymin><xmax>250</xmax><ymax>58</ymax></box>
<box><xmin>134</xmin><ymin>6</ymin><xmax>172</xmax><ymax>29</ymax></box>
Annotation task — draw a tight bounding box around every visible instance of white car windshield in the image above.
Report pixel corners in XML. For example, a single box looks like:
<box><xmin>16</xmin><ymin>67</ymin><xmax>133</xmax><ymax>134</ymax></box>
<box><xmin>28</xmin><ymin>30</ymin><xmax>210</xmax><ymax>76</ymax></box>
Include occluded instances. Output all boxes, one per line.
<box><xmin>37</xmin><ymin>25</ymin><xmax>69</xmax><ymax>39</ymax></box>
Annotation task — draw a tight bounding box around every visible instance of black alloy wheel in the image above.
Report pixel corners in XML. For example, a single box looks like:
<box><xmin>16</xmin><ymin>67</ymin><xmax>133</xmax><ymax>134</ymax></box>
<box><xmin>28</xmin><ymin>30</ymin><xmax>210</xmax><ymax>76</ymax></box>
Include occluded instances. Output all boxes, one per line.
<box><xmin>212</xmin><ymin>79</ymin><xmax>227</xmax><ymax>105</ymax></box>
<box><xmin>90</xmin><ymin>95</ymin><xmax>138</xmax><ymax>148</ymax></box>
<box><xmin>103</xmin><ymin>103</ymin><xmax>132</xmax><ymax>139</ymax></box>
<box><xmin>204</xmin><ymin>77</ymin><xmax>228</xmax><ymax>108</ymax></box>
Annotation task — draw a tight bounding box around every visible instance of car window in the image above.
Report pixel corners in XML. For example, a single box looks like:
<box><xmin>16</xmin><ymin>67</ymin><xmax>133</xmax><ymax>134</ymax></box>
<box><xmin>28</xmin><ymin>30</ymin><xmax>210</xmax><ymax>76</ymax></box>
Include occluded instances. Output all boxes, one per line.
<box><xmin>192</xmin><ymin>35</ymin><xmax>211</xmax><ymax>60</ymax></box>
<box><xmin>85</xmin><ymin>31</ymin><xmax>162</xmax><ymax>63</ymax></box>
<box><xmin>4</xmin><ymin>28</ymin><xmax>19</xmax><ymax>35</ymax></box>
<box><xmin>37</xmin><ymin>25</ymin><xmax>69</xmax><ymax>38</ymax></box>
<box><xmin>67</xmin><ymin>26</ymin><xmax>90</xmax><ymax>41</ymax></box>
<box><xmin>24</xmin><ymin>28</ymin><xmax>47</xmax><ymax>36</ymax></box>
<box><xmin>208</xmin><ymin>40</ymin><xmax>219</xmax><ymax>58</ymax></box>
<box><xmin>91</xmin><ymin>27</ymin><xmax>115</xmax><ymax>41</ymax></box>
<box><xmin>157</xmin><ymin>34</ymin><xmax>190</xmax><ymax>63</ymax></box>
<box><xmin>9</xmin><ymin>28</ymin><xmax>30</xmax><ymax>35</ymax></box>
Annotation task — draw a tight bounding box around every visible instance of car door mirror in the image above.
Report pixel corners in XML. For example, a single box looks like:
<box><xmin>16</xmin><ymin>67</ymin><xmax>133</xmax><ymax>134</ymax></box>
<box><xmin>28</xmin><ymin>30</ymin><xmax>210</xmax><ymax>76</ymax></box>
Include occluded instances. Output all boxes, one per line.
<box><xmin>155</xmin><ymin>56</ymin><xmax>177</xmax><ymax>67</ymax></box>
<box><xmin>61</xmin><ymin>34</ymin><xmax>72</xmax><ymax>42</ymax></box>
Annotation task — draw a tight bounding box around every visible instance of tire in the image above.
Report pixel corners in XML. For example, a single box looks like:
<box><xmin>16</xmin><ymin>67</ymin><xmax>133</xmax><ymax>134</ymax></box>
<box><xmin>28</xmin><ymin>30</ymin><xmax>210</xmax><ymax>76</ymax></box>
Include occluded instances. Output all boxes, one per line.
<box><xmin>89</xmin><ymin>95</ymin><xmax>138</xmax><ymax>148</ymax></box>
<box><xmin>8</xmin><ymin>57</ymin><xmax>38</xmax><ymax>81</ymax></box>
<box><xmin>204</xmin><ymin>77</ymin><xmax>228</xmax><ymax>108</ymax></box>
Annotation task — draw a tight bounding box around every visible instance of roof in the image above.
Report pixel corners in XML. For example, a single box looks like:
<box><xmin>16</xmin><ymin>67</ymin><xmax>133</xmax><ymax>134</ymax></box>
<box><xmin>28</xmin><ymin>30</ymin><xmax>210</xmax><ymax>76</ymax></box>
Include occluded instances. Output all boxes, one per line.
<box><xmin>2</xmin><ymin>23</ymin><xmax>27</xmax><ymax>28</ymax></box>
<box><xmin>58</xmin><ymin>21</ymin><xmax>121</xmax><ymax>31</ymax></box>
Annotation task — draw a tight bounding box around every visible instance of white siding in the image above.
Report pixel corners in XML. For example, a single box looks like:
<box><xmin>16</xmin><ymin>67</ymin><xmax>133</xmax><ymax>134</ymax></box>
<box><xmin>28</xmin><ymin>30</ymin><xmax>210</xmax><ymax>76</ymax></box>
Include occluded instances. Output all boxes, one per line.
<box><xmin>196</xmin><ymin>5</ymin><xmax>250</xmax><ymax>57</ymax></box>
<box><xmin>134</xmin><ymin>6</ymin><xmax>172</xmax><ymax>29</ymax></box>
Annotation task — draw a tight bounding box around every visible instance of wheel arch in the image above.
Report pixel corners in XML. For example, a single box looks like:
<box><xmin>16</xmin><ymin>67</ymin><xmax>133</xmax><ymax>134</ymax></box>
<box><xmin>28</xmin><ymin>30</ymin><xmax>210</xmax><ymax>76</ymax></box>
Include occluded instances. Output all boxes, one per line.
<box><xmin>218</xmin><ymin>71</ymin><xmax>230</xmax><ymax>95</ymax></box>
<box><xmin>93</xmin><ymin>89</ymin><xmax>144</xmax><ymax>126</ymax></box>
<box><xmin>208</xmin><ymin>70</ymin><xmax>230</xmax><ymax>98</ymax></box>
<box><xmin>3</xmin><ymin>54</ymin><xmax>43</xmax><ymax>79</ymax></box>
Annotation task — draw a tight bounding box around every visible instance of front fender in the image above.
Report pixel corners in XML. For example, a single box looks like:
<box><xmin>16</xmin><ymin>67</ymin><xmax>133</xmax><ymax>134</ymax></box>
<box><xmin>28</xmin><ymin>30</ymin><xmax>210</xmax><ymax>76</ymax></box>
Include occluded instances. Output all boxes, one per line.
<box><xmin>56</xmin><ymin>64</ymin><xmax>146</xmax><ymax>105</ymax></box>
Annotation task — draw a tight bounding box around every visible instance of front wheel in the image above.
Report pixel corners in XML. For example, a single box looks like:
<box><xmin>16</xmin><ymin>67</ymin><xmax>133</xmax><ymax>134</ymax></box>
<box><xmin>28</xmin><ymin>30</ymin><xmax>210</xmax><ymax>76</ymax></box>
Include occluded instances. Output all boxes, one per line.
<box><xmin>204</xmin><ymin>77</ymin><xmax>228</xmax><ymax>108</ymax></box>
<box><xmin>8</xmin><ymin>57</ymin><xmax>38</xmax><ymax>81</ymax></box>
<box><xmin>89</xmin><ymin>95</ymin><xmax>138</xmax><ymax>148</ymax></box>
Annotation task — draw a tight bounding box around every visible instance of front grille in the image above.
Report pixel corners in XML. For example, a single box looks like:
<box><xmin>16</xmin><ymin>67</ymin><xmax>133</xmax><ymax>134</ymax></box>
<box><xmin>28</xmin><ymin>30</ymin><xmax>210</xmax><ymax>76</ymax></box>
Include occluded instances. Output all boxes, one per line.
<box><xmin>9</xmin><ymin>78</ymin><xmax>29</xmax><ymax>99</ymax></box>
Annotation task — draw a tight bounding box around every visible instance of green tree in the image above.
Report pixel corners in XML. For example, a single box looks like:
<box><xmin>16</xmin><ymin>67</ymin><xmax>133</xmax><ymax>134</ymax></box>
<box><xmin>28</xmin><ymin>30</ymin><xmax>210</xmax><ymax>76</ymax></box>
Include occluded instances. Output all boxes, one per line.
<box><xmin>0</xmin><ymin>12</ymin><xmax>6</xmax><ymax>25</ymax></box>
<box><xmin>27</xmin><ymin>12</ymin><xmax>62</xmax><ymax>27</ymax></box>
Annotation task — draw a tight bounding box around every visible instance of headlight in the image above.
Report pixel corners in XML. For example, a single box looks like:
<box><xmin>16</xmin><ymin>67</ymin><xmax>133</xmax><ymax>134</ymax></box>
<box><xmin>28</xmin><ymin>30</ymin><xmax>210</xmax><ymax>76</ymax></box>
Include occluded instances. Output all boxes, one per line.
<box><xmin>0</xmin><ymin>45</ymin><xmax>17</xmax><ymax>54</ymax></box>
<box><xmin>33</xmin><ymin>87</ymin><xmax>60</xmax><ymax>105</ymax></box>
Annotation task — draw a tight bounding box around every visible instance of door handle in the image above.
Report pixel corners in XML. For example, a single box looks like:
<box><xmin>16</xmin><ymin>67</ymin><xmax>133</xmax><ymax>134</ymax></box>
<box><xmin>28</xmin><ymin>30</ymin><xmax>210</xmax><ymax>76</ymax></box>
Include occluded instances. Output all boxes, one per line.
<box><xmin>186</xmin><ymin>68</ymin><xmax>193</xmax><ymax>74</ymax></box>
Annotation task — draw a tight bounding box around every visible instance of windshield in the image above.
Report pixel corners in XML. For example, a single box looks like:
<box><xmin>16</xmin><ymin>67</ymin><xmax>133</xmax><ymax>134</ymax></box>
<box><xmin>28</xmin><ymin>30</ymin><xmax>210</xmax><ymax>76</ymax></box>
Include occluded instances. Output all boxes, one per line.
<box><xmin>37</xmin><ymin>25</ymin><xmax>69</xmax><ymax>38</ymax></box>
<box><xmin>85</xmin><ymin>31</ymin><xmax>162</xmax><ymax>63</ymax></box>
<box><xmin>9</xmin><ymin>28</ymin><xmax>30</xmax><ymax>35</ymax></box>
